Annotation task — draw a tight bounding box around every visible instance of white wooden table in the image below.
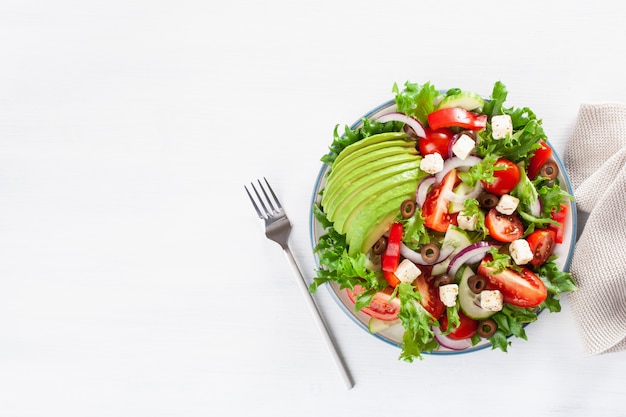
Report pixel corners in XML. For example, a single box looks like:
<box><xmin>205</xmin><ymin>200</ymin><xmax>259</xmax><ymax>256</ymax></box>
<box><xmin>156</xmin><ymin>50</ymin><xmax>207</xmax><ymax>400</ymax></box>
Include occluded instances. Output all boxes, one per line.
<box><xmin>1</xmin><ymin>1</ymin><xmax>625</xmax><ymax>416</ymax></box>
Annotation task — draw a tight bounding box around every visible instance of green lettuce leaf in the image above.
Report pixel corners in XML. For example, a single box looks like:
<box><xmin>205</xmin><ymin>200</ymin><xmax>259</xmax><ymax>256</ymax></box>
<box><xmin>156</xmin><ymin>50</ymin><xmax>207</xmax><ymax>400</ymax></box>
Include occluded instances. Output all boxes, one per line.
<box><xmin>396</xmin><ymin>283</ymin><xmax>438</xmax><ymax>362</ymax></box>
<box><xmin>321</xmin><ymin>119</ymin><xmax>404</xmax><ymax>167</ymax></box>
<box><xmin>393</xmin><ymin>81</ymin><xmax>439</xmax><ymax>127</ymax></box>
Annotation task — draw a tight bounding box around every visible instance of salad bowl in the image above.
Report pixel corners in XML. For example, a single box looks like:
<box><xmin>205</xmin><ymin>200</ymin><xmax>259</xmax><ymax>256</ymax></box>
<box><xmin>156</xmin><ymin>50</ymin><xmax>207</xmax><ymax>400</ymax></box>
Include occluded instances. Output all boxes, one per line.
<box><xmin>309</xmin><ymin>85</ymin><xmax>577</xmax><ymax>358</ymax></box>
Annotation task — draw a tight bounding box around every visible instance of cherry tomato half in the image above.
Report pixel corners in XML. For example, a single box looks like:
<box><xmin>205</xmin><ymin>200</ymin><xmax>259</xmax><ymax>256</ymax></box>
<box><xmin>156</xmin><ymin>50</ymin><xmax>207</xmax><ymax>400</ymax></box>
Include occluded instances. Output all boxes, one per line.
<box><xmin>485</xmin><ymin>208</ymin><xmax>524</xmax><ymax>242</ymax></box>
<box><xmin>526</xmin><ymin>229</ymin><xmax>556</xmax><ymax>266</ymax></box>
<box><xmin>440</xmin><ymin>310</ymin><xmax>478</xmax><ymax>340</ymax></box>
<box><xmin>346</xmin><ymin>285</ymin><xmax>400</xmax><ymax>321</ymax></box>
<box><xmin>481</xmin><ymin>158</ymin><xmax>520</xmax><ymax>196</ymax></box>
<box><xmin>419</xmin><ymin>127</ymin><xmax>454</xmax><ymax>158</ymax></box>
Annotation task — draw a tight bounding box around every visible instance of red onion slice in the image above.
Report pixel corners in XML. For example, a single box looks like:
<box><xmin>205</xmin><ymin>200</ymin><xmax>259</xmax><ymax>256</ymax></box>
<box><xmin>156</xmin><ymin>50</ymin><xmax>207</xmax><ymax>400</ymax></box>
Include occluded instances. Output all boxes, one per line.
<box><xmin>432</xmin><ymin>325</ymin><xmax>472</xmax><ymax>351</ymax></box>
<box><xmin>416</xmin><ymin>176</ymin><xmax>436</xmax><ymax>208</ymax></box>
<box><xmin>435</xmin><ymin>156</ymin><xmax>483</xmax><ymax>183</ymax></box>
<box><xmin>376</xmin><ymin>112</ymin><xmax>426</xmax><ymax>138</ymax></box>
<box><xmin>447</xmin><ymin>241</ymin><xmax>501</xmax><ymax>278</ymax></box>
<box><xmin>529</xmin><ymin>195</ymin><xmax>542</xmax><ymax>217</ymax></box>
<box><xmin>442</xmin><ymin>181</ymin><xmax>483</xmax><ymax>204</ymax></box>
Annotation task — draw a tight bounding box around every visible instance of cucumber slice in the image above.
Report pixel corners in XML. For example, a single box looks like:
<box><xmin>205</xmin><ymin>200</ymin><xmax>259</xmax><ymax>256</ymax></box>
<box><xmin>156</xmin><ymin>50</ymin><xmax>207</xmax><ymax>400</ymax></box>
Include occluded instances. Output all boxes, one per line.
<box><xmin>437</xmin><ymin>91</ymin><xmax>485</xmax><ymax>111</ymax></box>
<box><xmin>432</xmin><ymin>226</ymin><xmax>473</xmax><ymax>276</ymax></box>
<box><xmin>448</xmin><ymin>182</ymin><xmax>475</xmax><ymax>213</ymax></box>
<box><xmin>458</xmin><ymin>266</ymin><xmax>496</xmax><ymax>320</ymax></box>
<box><xmin>368</xmin><ymin>317</ymin><xmax>402</xmax><ymax>334</ymax></box>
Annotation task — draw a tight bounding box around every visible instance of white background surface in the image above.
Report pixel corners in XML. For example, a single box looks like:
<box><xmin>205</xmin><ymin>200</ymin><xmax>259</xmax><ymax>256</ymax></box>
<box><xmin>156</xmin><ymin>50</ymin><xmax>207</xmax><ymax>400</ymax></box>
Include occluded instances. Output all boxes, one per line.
<box><xmin>1</xmin><ymin>1</ymin><xmax>625</xmax><ymax>416</ymax></box>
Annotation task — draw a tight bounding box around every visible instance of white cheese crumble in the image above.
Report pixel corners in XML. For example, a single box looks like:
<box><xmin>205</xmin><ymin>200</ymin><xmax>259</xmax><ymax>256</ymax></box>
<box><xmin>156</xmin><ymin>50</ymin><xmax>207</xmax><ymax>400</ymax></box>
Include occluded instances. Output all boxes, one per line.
<box><xmin>491</xmin><ymin>114</ymin><xmax>513</xmax><ymax>139</ymax></box>
<box><xmin>439</xmin><ymin>283</ymin><xmax>459</xmax><ymax>307</ymax></box>
<box><xmin>509</xmin><ymin>239</ymin><xmax>534</xmax><ymax>265</ymax></box>
<box><xmin>457</xmin><ymin>212</ymin><xmax>478</xmax><ymax>231</ymax></box>
<box><xmin>395</xmin><ymin>258</ymin><xmax>422</xmax><ymax>284</ymax></box>
<box><xmin>420</xmin><ymin>152</ymin><xmax>444</xmax><ymax>174</ymax></box>
<box><xmin>480</xmin><ymin>290</ymin><xmax>504</xmax><ymax>311</ymax></box>
<box><xmin>496</xmin><ymin>194</ymin><xmax>519</xmax><ymax>215</ymax></box>
<box><xmin>451</xmin><ymin>133</ymin><xmax>476</xmax><ymax>160</ymax></box>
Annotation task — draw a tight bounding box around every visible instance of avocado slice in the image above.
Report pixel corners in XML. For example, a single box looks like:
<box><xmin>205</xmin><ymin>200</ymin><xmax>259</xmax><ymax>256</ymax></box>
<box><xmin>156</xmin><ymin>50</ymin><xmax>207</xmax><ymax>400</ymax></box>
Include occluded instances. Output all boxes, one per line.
<box><xmin>345</xmin><ymin>180</ymin><xmax>420</xmax><ymax>255</ymax></box>
<box><xmin>331</xmin><ymin>131</ymin><xmax>410</xmax><ymax>168</ymax></box>
<box><xmin>333</xmin><ymin>169</ymin><xmax>421</xmax><ymax>235</ymax></box>
<box><xmin>324</xmin><ymin>158</ymin><xmax>420</xmax><ymax>222</ymax></box>
<box><xmin>330</xmin><ymin>139</ymin><xmax>416</xmax><ymax>177</ymax></box>
<box><xmin>323</xmin><ymin>151</ymin><xmax>420</xmax><ymax>210</ymax></box>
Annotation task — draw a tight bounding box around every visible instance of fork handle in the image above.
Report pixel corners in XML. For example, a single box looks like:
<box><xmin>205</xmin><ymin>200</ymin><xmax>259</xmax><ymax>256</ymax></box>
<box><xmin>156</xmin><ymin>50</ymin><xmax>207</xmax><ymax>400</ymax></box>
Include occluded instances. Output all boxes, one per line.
<box><xmin>283</xmin><ymin>247</ymin><xmax>354</xmax><ymax>390</ymax></box>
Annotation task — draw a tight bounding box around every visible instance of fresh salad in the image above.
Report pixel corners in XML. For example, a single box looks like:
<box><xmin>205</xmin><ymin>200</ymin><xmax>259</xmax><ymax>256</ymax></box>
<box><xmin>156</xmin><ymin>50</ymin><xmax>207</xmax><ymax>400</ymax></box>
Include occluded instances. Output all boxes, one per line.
<box><xmin>310</xmin><ymin>81</ymin><xmax>577</xmax><ymax>362</ymax></box>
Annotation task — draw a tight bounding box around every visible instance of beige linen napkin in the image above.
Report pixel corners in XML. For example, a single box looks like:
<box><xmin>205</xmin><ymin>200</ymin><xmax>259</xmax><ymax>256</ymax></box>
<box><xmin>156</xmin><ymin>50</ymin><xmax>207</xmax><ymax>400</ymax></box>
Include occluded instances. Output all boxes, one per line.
<box><xmin>564</xmin><ymin>103</ymin><xmax>626</xmax><ymax>356</ymax></box>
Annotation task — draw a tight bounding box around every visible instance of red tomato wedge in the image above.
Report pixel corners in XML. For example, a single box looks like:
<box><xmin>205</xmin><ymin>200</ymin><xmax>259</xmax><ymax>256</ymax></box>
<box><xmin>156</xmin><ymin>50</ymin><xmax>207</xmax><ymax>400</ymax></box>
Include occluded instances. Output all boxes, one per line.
<box><xmin>346</xmin><ymin>285</ymin><xmax>400</xmax><ymax>321</ymax></box>
<box><xmin>478</xmin><ymin>257</ymin><xmax>548</xmax><ymax>308</ymax></box>
<box><xmin>422</xmin><ymin>168</ymin><xmax>459</xmax><ymax>233</ymax></box>
<box><xmin>427</xmin><ymin>108</ymin><xmax>488</xmax><ymax>131</ymax></box>
<box><xmin>485</xmin><ymin>208</ymin><xmax>524</xmax><ymax>242</ymax></box>
<box><xmin>527</xmin><ymin>141</ymin><xmax>552</xmax><ymax>180</ymax></box>
<box><xmin>440</xmin><ymin>310</ymin><xmax>478</xmax><ymax>340</ymax></box>
<box><xmin>414</xmin><ymin>273</ymin><xmax>445</xmax><ymax>319</ymax></box>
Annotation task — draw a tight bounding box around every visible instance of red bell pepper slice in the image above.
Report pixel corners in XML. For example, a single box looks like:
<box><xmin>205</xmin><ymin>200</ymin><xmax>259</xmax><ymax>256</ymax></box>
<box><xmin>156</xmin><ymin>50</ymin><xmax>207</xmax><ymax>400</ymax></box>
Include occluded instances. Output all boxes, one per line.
<box><xmin>427</xmin><ymin>107</ymin><xmax>487</xmax><ymax>131</ymax></box>
<box><xmin>381</xmin><ymin>222</ymin><xmax>403</xmax><ymax>287</ymax></box>
<box><xmin>548</xmin><ymin>203</ymin><xmax>567</xmax><ymax>244</ymax></box>
<box><xmin>527</xmin><ymin>141</ymin><xmax>553</xmax><ymax>180</ymax></box>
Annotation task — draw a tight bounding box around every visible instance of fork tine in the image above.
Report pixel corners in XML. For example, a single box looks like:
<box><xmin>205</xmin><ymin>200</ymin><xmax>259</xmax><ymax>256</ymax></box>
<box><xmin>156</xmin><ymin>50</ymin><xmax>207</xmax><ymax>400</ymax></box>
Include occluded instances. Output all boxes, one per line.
<box><xmin>263</xmin><ymin>177</ymin><xmax>283</xmax><ymax>211</ymax></box>
<box><xmin>250</xmin><ymin>181</ymin><xmax>271</xmax><ymax>218</ymax></box>
<box><xmin>244</xmin><ymin>184</ymin><xmax>265</xmax><ymax>219</ymax></box>
<box><xmin>257</xmin><ymin>179</ymin><xmax>277</xmax><ymax>213</ymax></box>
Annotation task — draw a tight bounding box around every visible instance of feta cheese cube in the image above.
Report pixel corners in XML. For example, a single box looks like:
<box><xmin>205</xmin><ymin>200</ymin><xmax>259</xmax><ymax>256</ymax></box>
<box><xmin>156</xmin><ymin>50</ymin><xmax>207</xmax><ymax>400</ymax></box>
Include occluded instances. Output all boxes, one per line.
<box><xmin>491</xmin><ymin>114</ymin><xmax>513</xmax><ymax>139</ymax></box>
<box><xmin>480</xmin><ymin>290</ymin><xmax>503</xmax><ymax>312</ymax></box>
<box><xmin>439</xmin><ymin>284</ymin><xmax>459</xmax><ymax>307</ymax></box>
<box><xmin>457</xmin><ymin>212</ymin><xmax>478</xmax><ymax>231</ymax></box>
<box><xmin>509</xmin><ymin>239</ymin><xmax>533</xmax><ymax>265</ymax></box>
<box><xmin>451</xmin><ymin>133</ymin><xmax>476</xmax><ymax>160</ymax></box>
<box><xmin>395</xmin><ymin>259</ymin><xmax>422</xmax><ymax>284</ymax></box>
<box><xmin>496</xmin><ymin>194</ymin><xmax>519</xmax><ymax>215</ymax></box>
<box><xmin>420</xmin><ymin>152</ymin><xmax>444</xmax><ymax>174</ymax></box>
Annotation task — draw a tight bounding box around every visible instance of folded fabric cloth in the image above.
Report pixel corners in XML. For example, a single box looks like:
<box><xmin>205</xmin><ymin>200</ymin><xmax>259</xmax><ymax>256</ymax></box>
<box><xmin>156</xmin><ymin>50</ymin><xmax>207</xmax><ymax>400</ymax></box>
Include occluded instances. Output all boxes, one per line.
<box><xmin>563</xmin><ymin>103</ymin><xmax>626</xmax><ymax>356</ymax></box>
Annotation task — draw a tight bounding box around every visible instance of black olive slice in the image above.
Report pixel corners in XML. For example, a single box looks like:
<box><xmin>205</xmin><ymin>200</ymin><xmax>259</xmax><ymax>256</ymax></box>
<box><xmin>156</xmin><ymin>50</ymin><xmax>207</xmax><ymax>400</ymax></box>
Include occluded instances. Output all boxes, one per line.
<box><xmin>478</xmin><ymin>192</ymin><xmax>499</xmax><ymax>209</ymax></box>
<box><xmin>468</xmin><ymin>274</ymin><xmax>488</xmax><ymax>294</ymax></box>
<box><xmin>433</xmin><ymin>274</ymin><xmax>454</xmax><ymax>288</ymax></box>
<box><xmin>477</xmin><ymin>318</ymin><xmax>497</xmax><ymax>338</ymax></box>
<box><xmin>540</xmin><ymin>160</ymin><xmax>559</xmax><ymax>180</ymax></box>
<box><xmin>420</xmin><ymin>243</ymin><xmax>440</xmax><ymax>264</ymax></box>
<box><xmin>372</xmin><ymin>236</ymin><xmax>388</xmax><ymax>255</ymax></box>
<box><xmin>400</xmin><ymin>199</ymin><xmax>417</xmax><ymax>219</ymax></box>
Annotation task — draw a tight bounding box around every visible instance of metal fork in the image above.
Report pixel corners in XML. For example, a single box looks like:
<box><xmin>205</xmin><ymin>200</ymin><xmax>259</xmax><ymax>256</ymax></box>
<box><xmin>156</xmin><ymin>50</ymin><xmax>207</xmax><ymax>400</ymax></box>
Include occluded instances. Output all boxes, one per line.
<box><xmin>245</xmin><ymin>178</ymin><xmax>354</xmax><ymax>389</ymax></box>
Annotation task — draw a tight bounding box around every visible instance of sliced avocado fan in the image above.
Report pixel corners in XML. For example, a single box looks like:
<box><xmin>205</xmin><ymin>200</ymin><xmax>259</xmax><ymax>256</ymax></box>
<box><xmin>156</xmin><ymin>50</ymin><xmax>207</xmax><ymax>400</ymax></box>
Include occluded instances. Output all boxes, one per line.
<box><xmin>321</xmin><ymin>131</ymin><xmax>429</xmax><ymax>256</ymax></box>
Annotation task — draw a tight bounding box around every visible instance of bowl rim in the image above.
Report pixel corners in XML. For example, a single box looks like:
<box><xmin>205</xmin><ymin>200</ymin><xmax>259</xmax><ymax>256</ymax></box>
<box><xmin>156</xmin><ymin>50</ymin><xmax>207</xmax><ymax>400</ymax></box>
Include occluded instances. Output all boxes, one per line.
<box><xmin>308</xmin><ymin>99</ymin><xmax>577</xmax><ymax>355</ymax></box>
